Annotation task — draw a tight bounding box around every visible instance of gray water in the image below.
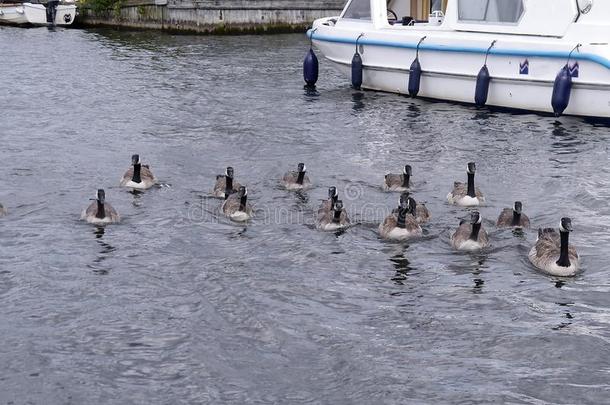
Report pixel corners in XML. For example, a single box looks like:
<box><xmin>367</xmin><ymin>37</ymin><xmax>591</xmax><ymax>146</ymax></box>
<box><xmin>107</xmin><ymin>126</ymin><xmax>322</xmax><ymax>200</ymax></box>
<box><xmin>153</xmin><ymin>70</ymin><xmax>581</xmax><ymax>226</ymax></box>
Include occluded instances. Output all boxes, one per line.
<box><xmin>1</xmin><ymin>26</ymin><xmax>609</xmax><ymax>404</ymax></box>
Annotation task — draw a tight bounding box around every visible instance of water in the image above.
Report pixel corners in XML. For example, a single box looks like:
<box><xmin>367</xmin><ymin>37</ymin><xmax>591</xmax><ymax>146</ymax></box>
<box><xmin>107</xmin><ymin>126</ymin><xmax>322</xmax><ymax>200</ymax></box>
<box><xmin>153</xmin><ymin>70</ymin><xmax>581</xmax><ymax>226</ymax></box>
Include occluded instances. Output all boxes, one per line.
<box><xmin>1</xmin><ymin>26</ymin><xmax>609</xmax><ymax>404</ymax></box>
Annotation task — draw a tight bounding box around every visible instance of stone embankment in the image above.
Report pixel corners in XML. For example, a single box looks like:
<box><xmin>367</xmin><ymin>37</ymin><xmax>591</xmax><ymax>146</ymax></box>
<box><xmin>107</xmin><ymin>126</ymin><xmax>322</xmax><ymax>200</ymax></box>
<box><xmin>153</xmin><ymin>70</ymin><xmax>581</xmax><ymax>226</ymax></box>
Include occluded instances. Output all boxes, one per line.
<box><xmin>78</xmin><ymin>0</ymin><xmax>344</xmax><ymax>33</ymax></box>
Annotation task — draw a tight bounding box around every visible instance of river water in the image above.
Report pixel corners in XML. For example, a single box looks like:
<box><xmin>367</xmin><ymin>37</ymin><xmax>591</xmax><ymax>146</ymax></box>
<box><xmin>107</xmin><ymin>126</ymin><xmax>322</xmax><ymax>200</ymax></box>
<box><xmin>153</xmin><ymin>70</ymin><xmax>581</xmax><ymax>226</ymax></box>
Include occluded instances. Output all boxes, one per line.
<box><xmin>0</xmin><ymin>26</ymin><xmax>609</xmax><ymax>404</ymax></box>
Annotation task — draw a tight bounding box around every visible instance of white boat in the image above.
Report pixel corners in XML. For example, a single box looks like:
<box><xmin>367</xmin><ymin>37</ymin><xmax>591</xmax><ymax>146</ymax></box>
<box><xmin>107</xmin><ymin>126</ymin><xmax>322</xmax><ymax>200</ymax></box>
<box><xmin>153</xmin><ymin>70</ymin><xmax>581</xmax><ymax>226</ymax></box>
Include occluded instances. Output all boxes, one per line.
<box><xmin>308</xmin><ymin>0</ymin><xmax>610</xmax><ymax>118</ymax></box>
<box><xmin>0</xmin><ymin>0</ymin><xmax>76</xmax><ymax>26</ymax></box>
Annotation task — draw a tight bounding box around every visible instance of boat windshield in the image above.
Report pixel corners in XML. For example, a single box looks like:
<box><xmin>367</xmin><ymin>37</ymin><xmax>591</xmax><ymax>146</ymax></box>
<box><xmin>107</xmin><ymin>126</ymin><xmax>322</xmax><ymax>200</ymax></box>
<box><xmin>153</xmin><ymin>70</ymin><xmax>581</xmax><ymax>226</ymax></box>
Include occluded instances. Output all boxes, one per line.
<box><xmin>458</xmin><ymin>0</ymin><xmax>524</xmax><ymax>23</ymax></box>
<box><xmin>342</xmin><ymin>0</ymin><xmax>372</xmax><ymax>20</ymax></box>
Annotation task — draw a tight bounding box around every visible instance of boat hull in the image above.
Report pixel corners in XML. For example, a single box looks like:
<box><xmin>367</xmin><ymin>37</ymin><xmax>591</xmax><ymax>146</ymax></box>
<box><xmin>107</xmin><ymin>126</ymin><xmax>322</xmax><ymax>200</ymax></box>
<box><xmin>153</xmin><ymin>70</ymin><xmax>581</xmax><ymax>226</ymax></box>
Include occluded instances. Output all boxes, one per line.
<box><xmin>311</xmin><ymin>22</ymin><xmax>610</xmax><ymax>118</ymax></box>
<box><xmin>0</xmin><ymin>3</ymin><xmax>76</xmax><ymax>26</ymax></box>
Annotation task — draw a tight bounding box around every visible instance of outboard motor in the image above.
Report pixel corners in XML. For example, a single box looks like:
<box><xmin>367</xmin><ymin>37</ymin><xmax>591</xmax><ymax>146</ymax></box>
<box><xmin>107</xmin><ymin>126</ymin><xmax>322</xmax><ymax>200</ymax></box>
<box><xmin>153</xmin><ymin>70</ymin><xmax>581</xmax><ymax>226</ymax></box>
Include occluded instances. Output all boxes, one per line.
<box><xmin>551</xmin><ymin>44</ymin><xmax>581</xmax><ymax>117</ymax></box>
<box><xmin>303</xmin><ymin>28</ymin><xmax>319</xmax><ymax>87</ymax></box>
<box><xmin>474</xmin><ymin>40</ymin><xmax>496</xmax><ymax>107</ymax></box>
<box><xmin>408</xmin><ymin>36</ymin><xmax>426</xmax><ymax>97</ymax></box>
<box><xmin>351</xmin><ymin>34</ymin><xmax>364</xmax><ymax>90</ymax></box>
<box><xmin>46</xmin><ymin>0</ymin><xmax>60</xmax><ymax>25</ymax></box>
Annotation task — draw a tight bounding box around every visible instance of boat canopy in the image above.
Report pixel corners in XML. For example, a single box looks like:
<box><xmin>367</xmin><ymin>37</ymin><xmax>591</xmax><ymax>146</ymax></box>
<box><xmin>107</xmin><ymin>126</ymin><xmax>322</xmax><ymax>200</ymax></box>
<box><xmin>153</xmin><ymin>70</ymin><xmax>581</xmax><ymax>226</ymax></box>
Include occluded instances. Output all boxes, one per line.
<box><xmin>338</xmin><ymin>0</ymin><xmax>610</xmax><ymax>37</ymax></box>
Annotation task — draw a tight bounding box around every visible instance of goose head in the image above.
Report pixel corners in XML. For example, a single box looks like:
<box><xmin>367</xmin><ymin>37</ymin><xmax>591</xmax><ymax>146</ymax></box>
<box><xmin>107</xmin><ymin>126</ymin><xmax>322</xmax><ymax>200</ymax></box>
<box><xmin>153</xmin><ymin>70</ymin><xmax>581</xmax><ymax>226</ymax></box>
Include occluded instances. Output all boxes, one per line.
<box><xmin>131</xmin><ymin>154</ymin><xmax>140</xmax><ymax>166</ymax></box>
<box><xmin>398</xmin><ymin>193</ymin><xmax>410</xmax><ymax>213</ymax></box>
<box><xmin>328</xmin><ymin>186</ymin><xmax>338</xmax><ymax>199</ymax></box>
<box><xmin>559</xmin><ymin>217</ymin><xmax>573</xmax><ymax>233</ymax></box>
<box><xmin>91</xmin><ymin>189</ymin><xmax>106</xmax><ymax>204</ymax></box>
<box><xmin>297</xmin><ymin>163</ymin><xmax>306</xmax><ymax>173</ymax></box>
<box><xmin>226</xmin><ymin>166</ymin><xmax>234</xmax><ymax>179</ymax></box>
<box><xmin>467</xmin><ymin>162</ymin><xmax>476</xmax><ymax>175</ymax></box>
<box><xmin>407</xmin><ymin>196</ymin><xmax>417</xmax><ymax>215</ymax></box>
<box><xmin>470</xmin><ymin>210</ymin><xmax>482</xmax><ymax>225</ymax></box>
<box><xmin>513</xmin><ymin>201</ymin><xmax>523</xmax><ymax>215</ymax></box>
<box><xmin>403</xmin><ymin>165</ymin><xmax>412</xmax><ymax>176</ymax></box>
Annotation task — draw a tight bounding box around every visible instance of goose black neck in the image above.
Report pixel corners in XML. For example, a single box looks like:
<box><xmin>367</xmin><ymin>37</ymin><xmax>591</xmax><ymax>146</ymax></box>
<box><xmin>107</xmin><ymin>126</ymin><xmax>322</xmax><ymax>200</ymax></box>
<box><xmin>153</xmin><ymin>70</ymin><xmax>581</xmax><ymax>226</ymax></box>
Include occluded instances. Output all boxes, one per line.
<box><xmin>397</xmin><ymin>210</ymin><xmax>407</xmax><ymax>229</ymax></box>
<box><xmin>333</xmin><ymin>209</ymin><xmax>342</xmax><ymax>224</ymax></box>
<box><xmin>467</xmin><ymin>173</ymin><xmax>476</xmax><ymax>198</ymax></box>
<box><xmin>226</xmin><ymin>176</ymin><xmax>233</xmax><ymax>192</ymax></box>
<box><xmin>402</xmin><ymin>174</ymin><xmax>410</xmax><ymax>188</ymax></box>
<box><xmin>331</xmin><ymin>195</ymin><xmax>338</xmax><ymax>206</ymax></box>
<box><xmin>297</xmin><ymin>171</ymin><xmax>305</xmax><ymax>185</ymax></box>
<box><xmin>469</xmin><ymin>222</ymin><xmax>481</xmax><ymax>240</ymax></box>
<box><xmin>96</xmin><ymin>201</ymin><xmax>105</xmax><ymax>219</ymax></box>
<box><xmin>132</xmin><ymin>163</ymin><xmax>142</xmax><ymax>183</ymax></box>
<box><xmin>511</xmin><ymin>211</ymin><xmax>521</xmax><ymax>226</ymax></box>
<box><xmin>239</xmin><ymin>195</ymin><xmax>247</xmax><ymax>211</ymax></box>
<box><xmin>556</xmin><ymin>231</ymin><xmax>571</xmax><ymax>267</ymax></box>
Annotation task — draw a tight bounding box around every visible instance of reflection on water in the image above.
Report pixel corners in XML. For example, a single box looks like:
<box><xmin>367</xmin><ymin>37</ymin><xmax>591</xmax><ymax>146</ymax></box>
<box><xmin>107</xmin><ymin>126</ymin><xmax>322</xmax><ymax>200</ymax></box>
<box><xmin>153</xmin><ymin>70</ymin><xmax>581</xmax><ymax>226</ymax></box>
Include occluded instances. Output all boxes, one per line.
<box><xmin>389</xmin><ymin>252</ymin><xmax>411</xmax><ymax>285</ymax></box>
<box><xmin>0</xmin><ymin>27</ymin><xmax>609</xmax><ymax>404</ymax></box>
<box><xmin>89</xmin><ymin>226</ymin><xmax>116</xmax><ymax>275</ymax></box>
<box><xmin>351</xmin><ymin>91</ymin><xmax>365</xmax><ymax>111</ymax></box>
<box><xmin>472</xmin><ymin>277</ymin><xmax>485</xmax><ymax>294</ymax></box>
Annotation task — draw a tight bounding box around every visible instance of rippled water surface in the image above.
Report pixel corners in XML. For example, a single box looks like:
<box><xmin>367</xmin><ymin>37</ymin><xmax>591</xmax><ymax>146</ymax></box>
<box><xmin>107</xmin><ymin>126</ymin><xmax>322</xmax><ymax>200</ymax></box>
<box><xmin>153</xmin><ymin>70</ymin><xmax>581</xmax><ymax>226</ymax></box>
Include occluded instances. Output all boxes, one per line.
<box><xmin>1</xmin><ymin>26</ymin><xmax>610</xmax><ymax>404</ymax></box>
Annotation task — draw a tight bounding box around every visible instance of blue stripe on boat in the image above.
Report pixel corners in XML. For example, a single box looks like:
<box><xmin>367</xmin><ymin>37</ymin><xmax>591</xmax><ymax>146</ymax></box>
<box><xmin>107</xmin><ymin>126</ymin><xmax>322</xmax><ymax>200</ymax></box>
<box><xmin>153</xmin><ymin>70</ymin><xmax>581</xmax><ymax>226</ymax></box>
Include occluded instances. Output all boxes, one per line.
<box><xmin>308</xmin><ymin>30</ymin><xmax>610</xmax><ymax>70</ymax></box>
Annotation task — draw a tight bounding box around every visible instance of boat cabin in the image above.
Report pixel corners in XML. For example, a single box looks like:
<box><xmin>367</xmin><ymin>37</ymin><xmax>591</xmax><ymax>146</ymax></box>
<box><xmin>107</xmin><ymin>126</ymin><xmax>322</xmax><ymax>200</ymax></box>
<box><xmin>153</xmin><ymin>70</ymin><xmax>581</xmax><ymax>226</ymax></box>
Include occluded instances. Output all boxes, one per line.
<box><xmin>338</xmin><ymin>0</ymin><xmax>607</xmax><ymax>38</ymax></box>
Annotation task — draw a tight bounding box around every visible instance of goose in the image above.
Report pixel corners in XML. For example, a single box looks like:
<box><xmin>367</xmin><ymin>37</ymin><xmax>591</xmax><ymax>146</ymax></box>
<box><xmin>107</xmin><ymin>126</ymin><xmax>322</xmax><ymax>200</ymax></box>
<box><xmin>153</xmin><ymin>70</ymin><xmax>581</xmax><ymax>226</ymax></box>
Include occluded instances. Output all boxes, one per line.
<box><xmin>384</xmin><ymin>165</ymin><xmax>412</xmax><ymax>191</ymax></box>
<box><xmin>281</xmin><ymin>163</ymin><xmax>312</xmax><ymax>190</ymax></box>
<box><xmin>0</xmin><ymin>203</ymin><xmax>6</xmax><ymax>217</ymax></box>
<box><xmin>379</xmin><ymin>194</ymin><xmax>422</xmax><ymax>240</ymax></box>
<box><xmin>120</xmin><ymin>154</ymin><xmax>157</xmax><ymax>190</ymax></box>
<box><xmin>316</xmin><ymin>200</ymin><xmax>350</xmax><ymax>231</ymax></box>
<box><xmin>395</xmin><ymin>192</ymin><xmax>430</xmax><ymax>224</ymax></box>
<box><xmin>317</xmin><ymin>186</ymin><xmax>338</xmax><ymax>215</ymax></box>
<box><xmin>213</xmin><ymin>166</ymin><xmax>242</xmax><ymax>198</ymax></box>
<box><xmin>528</xmin><ymin>218</ymin><xmax>579</xmax><ymax>277</ymax></box>
<box><xmin>221</xmin><ymin>186</ymin><xmax>252</xmax><ymax>222</ymax></box>
<box><xmin>81</xmin><ymin>189</ymin><xmax>120</xmax><ymax>225</ymax></box>
<box><xmin>447</xmin><ymin>162</ymin><xmax>485</xmax><ymax>206</ymax></box>
<box><xmin>450</xmin><ymin>211</ymin><xmax>489</xmax><ymax>251</ymax></box>
<box><xmin>496</xmin><ymin>201</ymin><xmax>530</xmax><ymax>228</ymax></box>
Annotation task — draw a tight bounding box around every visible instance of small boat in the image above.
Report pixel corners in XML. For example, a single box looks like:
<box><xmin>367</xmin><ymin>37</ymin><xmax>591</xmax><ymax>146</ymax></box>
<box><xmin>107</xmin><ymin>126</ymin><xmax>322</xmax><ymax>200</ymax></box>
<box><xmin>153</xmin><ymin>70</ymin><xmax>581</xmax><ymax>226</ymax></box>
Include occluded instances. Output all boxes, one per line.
<box><xmin>309</xmin><ymin>0</ymin><xmax>610</xmax><ymax>118</ymax></box>
<box><xmin>0</xmin><ymin>0</ymin><xmax>77</xmax><ymax>27</ymax></box>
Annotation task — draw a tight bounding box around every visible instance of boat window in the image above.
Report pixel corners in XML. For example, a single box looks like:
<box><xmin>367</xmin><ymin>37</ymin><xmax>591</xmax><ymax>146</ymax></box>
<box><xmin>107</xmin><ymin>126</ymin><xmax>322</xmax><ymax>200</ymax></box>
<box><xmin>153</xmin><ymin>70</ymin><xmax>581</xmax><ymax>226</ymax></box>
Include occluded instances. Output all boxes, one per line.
<box><xmin>458</xmin><ymin>0</ymin><xmax>524</xmax><ymax>23</ymax></box>
<box><xmin>342</xmin><ymin>0</ymin><xmax>372</xmax><ymax>20</ymax></box>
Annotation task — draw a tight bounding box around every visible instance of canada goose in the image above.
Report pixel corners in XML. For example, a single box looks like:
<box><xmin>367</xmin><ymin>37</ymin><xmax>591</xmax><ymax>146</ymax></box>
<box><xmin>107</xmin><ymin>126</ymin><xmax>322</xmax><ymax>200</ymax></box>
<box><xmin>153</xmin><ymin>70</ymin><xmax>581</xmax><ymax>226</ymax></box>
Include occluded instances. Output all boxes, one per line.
<box><xmin>450</xmin><ymin>211</ymin><xmax>489</xmax><ymax>251</ymax></box>
<box><xmin>394</xmin><ymin>192</ymin><xmax>430</xmax><ymax>224</ymax></box>
<box><xmin>379</xmin><ymin>195</ymin><xmax>422</xmax><ymax>240</ymax></box>
<box><xmin>497</xmin><ymin>201</ymin><xmax>531</xmax><ymax>228</ymax></box>
<box><xmin>81</xmin><ymin>189</ymin><xmax>120</xmax><ymax>225</ymax></box>
<box><xmin>213</xmin><ymin>166</ymin><xmax>242</xmax><ymax>198</ymax></box>
<box><xmin>0</xmin><ymin>203</ymin><xmax>6</xmax><ymax>217</ymax></box>
<box><xmin>384</xmin><ymin>165</ymin><xmax>412</xmax><ymax>191</ymax></box>
<box><xmin>447</xmin><ymin>162</ymin><xmax>485</xmax><ymax>206</ymax></box>
<box><xmin>317</xmin><ymin>186</ymin><xmax>338</xmax><ymax>215</ymax></box>
<box><xmin>528</xmin><ymin>218</ymin><xmax>579</xmax><ymax>277</ymax></box>
<box><xmin>316</xmin><ymin>200</ymin><xmax>350</xmax><ymax>231</ymax></box>
<box><xmin>281</xmin><ymin>163</ymin><xmax>312</xmax><ymax>190</ymax></box>
<box><xmin>221</xmin><ymin>186</ymin><xmax>252</xmax><ymax>222</ymax></box>
<box><xmin>120</xmin><ymin>154</ymin><xmax>157</xmax><ymax>190</ymax></box>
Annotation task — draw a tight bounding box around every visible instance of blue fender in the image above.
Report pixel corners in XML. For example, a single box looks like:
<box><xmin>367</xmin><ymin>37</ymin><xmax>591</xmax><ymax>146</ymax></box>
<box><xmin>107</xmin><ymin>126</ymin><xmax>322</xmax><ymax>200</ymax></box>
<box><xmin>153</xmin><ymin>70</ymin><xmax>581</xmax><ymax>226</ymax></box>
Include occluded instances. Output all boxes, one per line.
<box><xmin>551</xmin><ymin>65</ymin><xmax>572</xmax><ymax>117</ymax></box>
<box><xmin>303</xmin><ymin>48</ymin><xmax>319</xmax><ymax>87</ymax></box>
<box><xmin>474</xmin><ymin>65</ymin><xmax>491</xmax><ymax>107</ymax></box>
<box><xmin>408</xmin><ymin>58</ymin><xmax>422</xmax><ymax>97</ymax></box>
<box><xmin>351</xmin><ymin>52</ymin><xmax>363</xmax><ymax>90</ymax></box>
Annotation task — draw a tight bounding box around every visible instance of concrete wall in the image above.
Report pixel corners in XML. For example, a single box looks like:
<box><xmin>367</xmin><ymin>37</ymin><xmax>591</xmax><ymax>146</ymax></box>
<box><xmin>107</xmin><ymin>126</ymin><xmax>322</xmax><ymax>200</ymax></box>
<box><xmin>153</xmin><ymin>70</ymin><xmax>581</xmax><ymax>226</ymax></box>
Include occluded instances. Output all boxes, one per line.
<box><xmin>79</xmin><ymin>0</ymin><xmax>346</xmax><ymax>33</ymax></box>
